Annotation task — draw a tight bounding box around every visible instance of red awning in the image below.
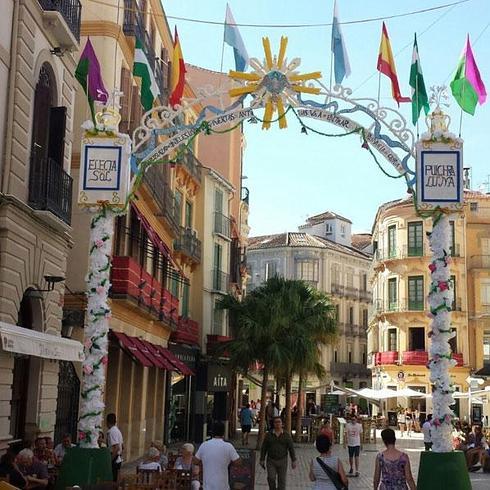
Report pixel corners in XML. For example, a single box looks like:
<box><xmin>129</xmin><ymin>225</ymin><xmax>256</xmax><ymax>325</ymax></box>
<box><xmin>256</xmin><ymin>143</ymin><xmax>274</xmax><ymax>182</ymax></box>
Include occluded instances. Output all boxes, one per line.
<box><xmin>139</xmin><ymin>338</ymin><xmax>175</xmax><ymax>371</ymax></box>
<box><xmin>156</xmin><ymin>345</ymin><xmax>195</xmax><ymax>376</ymax></box>
<box><xmin>111</xmin><ymin>331</ymin><xmax>153</xmax><ymax>368</ymax></box>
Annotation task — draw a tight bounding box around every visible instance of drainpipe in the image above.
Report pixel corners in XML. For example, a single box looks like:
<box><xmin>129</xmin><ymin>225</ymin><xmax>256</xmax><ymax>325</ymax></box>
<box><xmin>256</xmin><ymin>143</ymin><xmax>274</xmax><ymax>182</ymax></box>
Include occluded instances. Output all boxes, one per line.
<box><xmin>1</xmin><ymin>0</ymin><xmax>20</xmax><ymax>194</ymax></box>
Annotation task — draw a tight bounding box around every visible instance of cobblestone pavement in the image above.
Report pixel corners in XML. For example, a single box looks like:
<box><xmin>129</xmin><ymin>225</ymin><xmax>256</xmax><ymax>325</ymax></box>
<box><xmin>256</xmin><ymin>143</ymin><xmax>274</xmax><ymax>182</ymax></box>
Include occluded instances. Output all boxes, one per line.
<box><xmin>246</xmin><ymin>430</ymin><xmax>490</xmax><ymax>489</ymax></box>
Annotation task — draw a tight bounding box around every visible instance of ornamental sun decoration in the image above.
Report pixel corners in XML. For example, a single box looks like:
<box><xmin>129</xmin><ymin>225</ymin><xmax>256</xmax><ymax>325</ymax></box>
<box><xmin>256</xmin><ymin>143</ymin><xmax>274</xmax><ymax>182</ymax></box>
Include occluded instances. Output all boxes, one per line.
<box><xmin>78</xmin><ymin>102</ymin><xmax>131</xmax><ymax>448</ymax></box>
<box><xmin>416</xmin><ymin>86</ymin><xmax>463</xmax><ymax>453</ymax></box>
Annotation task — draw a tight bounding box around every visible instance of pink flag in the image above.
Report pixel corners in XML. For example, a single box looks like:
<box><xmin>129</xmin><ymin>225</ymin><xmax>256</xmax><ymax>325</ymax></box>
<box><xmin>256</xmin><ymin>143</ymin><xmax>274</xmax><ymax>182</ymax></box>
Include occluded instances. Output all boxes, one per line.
<box><xmin>465</xmin><ymin>35</ymin><xmax>487</xmax><ymax>105</ymax></box>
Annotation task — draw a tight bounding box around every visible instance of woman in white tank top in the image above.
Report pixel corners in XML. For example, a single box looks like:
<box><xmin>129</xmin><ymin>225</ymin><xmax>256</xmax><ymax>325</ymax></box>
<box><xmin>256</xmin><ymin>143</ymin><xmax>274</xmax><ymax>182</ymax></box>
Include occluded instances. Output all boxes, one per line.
<box><xmin>309</xmin><ymin>434</ymin><xmax>348</xmax><ymax>489</ymax></box>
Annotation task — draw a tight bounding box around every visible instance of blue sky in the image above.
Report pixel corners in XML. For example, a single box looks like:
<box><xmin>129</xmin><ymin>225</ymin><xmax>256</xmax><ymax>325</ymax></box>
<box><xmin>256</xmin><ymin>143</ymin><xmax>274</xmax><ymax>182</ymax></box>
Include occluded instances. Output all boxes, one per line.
<box><xmin>164</xmin><ymin>0</ymin><xmax>490</xmax><ymax>235</ymax></box>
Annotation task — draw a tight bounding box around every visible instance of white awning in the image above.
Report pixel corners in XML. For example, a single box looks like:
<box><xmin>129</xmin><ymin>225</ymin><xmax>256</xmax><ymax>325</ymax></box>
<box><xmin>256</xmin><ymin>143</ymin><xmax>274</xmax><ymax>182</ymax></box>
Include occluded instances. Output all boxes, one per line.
<box><xmin>0</xmin><ymin>322</ymin><xmax>84</xmax><ymax>362</ymax></box>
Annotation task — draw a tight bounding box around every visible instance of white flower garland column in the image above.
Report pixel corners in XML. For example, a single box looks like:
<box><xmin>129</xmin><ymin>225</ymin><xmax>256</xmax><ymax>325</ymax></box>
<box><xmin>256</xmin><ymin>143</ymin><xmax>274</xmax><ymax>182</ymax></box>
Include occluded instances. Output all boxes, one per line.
<box><xmin>78</xmin><ymin>205</ymin><xmax>115</xmax><ymax>448</ymax></box>
<box><xmin>427</xmin><ymin>212</ymin><xmax>457</xmax><ymax>453</ymax></box>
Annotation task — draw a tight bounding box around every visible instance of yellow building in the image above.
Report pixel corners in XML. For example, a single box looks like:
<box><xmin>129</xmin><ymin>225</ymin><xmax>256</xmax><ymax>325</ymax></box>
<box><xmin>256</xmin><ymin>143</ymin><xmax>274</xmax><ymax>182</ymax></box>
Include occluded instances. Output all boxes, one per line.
<box><xmin>369</xmin><ymin>191</ymin><xmax>490</xmax><ymax>423</ymax></box>
<box><xmin>66</xmin><ymin>0</ymin><xmax>204</xmax><ymax>459</ymax></box>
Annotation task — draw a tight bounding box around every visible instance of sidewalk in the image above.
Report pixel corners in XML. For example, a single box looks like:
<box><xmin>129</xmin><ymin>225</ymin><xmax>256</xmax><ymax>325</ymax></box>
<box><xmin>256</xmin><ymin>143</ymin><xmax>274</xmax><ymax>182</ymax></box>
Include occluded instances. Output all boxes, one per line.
<box><xmin>241</xmin><ymin>430</ymin><xmax>490</xmax><ymax>489</ymax></box>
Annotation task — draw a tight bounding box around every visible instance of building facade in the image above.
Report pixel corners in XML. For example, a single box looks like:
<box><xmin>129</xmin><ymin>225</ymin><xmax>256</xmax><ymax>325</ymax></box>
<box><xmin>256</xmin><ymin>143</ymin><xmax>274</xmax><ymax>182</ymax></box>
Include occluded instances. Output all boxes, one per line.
<box><xmin>0</xmin><ymin>0</ymin><xmax>84</xmax><ymax>452</ymax></box>
<box><xmin>247</xmin><ymin>211</ymin><xmax>372</xmax><ymax>408</ymax></box>
<box><xmin>368</xmin><ymin>191</ymin><xmax>490</xmax><ymax>422</ymax></box>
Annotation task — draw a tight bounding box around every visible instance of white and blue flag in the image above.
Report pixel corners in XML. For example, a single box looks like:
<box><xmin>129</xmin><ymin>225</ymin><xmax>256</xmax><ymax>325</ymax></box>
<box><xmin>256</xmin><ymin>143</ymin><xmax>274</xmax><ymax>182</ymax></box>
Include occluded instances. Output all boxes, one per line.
<box><xmin>224</xmin><ymin>4</ymin><xmax>249</xmax><ymax>72</ymax></box>
<box><xmin>331</xmin><ymin>0</ymin><xmax>351</xmax><ymax>85</ymax></box>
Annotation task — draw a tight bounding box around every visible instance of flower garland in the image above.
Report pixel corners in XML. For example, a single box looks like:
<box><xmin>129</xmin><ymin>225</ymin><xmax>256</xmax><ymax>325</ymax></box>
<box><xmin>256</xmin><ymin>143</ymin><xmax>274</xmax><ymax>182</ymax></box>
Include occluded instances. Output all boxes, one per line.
<box><xmin>427</xmin><ymin>212</ymin><xmax>457</xmax><ymax>452</ymax></box>
<box><xmin>78</xmin><ymin>204</ymin><xmax>115</xmax><ymax>448</ymax></box>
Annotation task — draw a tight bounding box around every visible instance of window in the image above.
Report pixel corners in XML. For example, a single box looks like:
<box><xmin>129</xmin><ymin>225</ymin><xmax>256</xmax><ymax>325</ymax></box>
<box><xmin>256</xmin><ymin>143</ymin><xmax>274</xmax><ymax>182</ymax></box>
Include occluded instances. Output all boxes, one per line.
<box><xmin>362</xmin><ymin>309</ymin><xmax>368</xmax><ymax>328</ymax></box>
<box><xmin>214</xmin><ymin>243</ymin><xmax>222</xmax><ymax>271</ymax></box>
<box><xmin>449</xmin><ymin>328</ymin><xmax>457</xmax><ymax>353</ymax></box>
<box><xmin>169</xmin><ymin>274</ymin><xmax>179</xmax><ymax>298</ymax></box>
<box><xmin>185</xmin><ymin>200</ymin><xmax>193</xmax><ymax>228</ymax></box>
<box><xmin>408</xmin><ymin>221</ymin><xmax>423</xmax><ymax>256</ymax></box>
<box><xmin>174</xmin><ymin>189</ymin><xmax>183</xmax><ymax>226</ymax></box>
<box><xmin>334</xmin><ymin>350</ymin><xmax>338</xmax><ymax>363</ymax></box>
<box><xmin>335</xmin><ymin>304</ymin><xmax>340</xmax><ymax>321</ymax></box>
<box><xmin>388</xmin><ymin>278</ymin><xmax>397</xmax><ymax>310</ymax></box>
<box><xmin>450</xmin><ymin>221</ymin><xmax>456</xmax><ymax>256</ymax></box>
<box><xmin>481</xmin><ymin>282</ymin><xmax>490</xmax><ymax>312</ymax></box>
<box><xmin>325</xmin><ymin>223</ymin><xmax>333</xmax><ymax>234</ymax></box>
<box><xmin>388</xmin><ymin>328</ymin><xmax>397</xmax><ymax>351</ymax></box>
<box><xmin>264</xmin><ymin>261</ymin><xmax>277</xmax><ymax>280</ymax></box>
<box><xmin>348</xmin><ymin>349</ymin><xmax>352</xmax><ymax>364</ymax></box>
<box><xmin>408</xmin><ymin>276</ymin><xmax>424</xmax><ymax>311</ymax></box>
<box><xmin>409</xmin><ymin>327</ymin><xmax>425</xmax><ymax>351</ymax></box>
<box><xmin>331</xmin><ymin>263</ymin><xmax>340</xmax><ymax>284</ymax></box>
<box><xmin>340</xmin><ymin>224</ymin><xmax>346</xmax><ymax>237</ymax></box>
<box><xmin>212</xmin><ymin>303</ymin><xmax>224</xmax><ymax>335</ymax></box>
<box><xmin>362</xmin><ymin>350</ymin><xmax>367</xmax><ymax>365</ymax></box>
<box><xmin>346</xmin><ymin>267</ymin><xmax>354</xmax><ymax>288</ymax></box>
<box><xmin>360</xmin><ymin>273</ymin><xmax>367</xmax><ymax>292</ymax></box>
<box><xmin>295</xmin><ymin>260</ymin><xmax>319</xmax><ymax>282</ymax></box>
<box><xmin>388</xmin><ymin>225</ymin><xmax>397</xmax><ymax>258</ymax></box>
<box><xmin>349</xmin><ymin>306</ymin><xmax>354</xmax><ymax>325</ymax></box>
<box><xmin>470</xmin><ymin>202</ymin><xmax>478</xmax><ymax>211</ymax></box>
<box><xmin>215</xmin><ymin>188</ymin><xmax>224</xmax><ymax>213</ymax></box>
<box><xmin>484</xmin><ymin>330</ymin><xmax>490</xmax><ymax>364</ymax></box>
<box><xmin>451</xmin><ymin>275</ymin><xmax>457</xmax><ymax>310</ymax></box>
<box><xmin>180</xmin><ymin>283</ymin><xmax>190</xmax><ymax>317</ymax></box>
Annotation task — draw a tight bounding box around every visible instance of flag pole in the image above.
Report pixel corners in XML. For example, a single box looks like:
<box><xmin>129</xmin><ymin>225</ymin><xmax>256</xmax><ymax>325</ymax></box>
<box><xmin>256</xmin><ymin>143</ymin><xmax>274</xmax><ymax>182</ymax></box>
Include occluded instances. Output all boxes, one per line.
<box><xmin>377</xmin><ymin>71</ymin><xmax>381</xmax><ymax>109</ymax></box>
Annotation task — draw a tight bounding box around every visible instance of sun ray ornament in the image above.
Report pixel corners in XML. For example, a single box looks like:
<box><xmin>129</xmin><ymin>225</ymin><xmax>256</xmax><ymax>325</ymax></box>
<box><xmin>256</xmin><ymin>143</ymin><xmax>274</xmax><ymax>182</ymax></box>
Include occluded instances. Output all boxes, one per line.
<box><xmin>228</xmin><ymin>36</ymin><xmax>321</xmax><ymax>129</ymax></box>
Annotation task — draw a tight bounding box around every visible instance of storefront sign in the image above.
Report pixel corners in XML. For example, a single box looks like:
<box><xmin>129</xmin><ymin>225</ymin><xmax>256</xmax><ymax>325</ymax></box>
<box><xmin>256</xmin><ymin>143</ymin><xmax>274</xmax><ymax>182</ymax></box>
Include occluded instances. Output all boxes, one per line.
<box><xmin>416</xmin><ymin>141</ymin><xmax>463</xmax><ymax>210</ymax></box>
<box><xmin>79</xmin><ymin>135</ymin><xmax>131</xmax><ymax>207</ymax></box>
<box><xmin>169</xmin><ymin>344</ymin><xmax>198</xmax><ymax>369</ymax></box>
<box><xmin>207</xmin><ymin>365</ymin><xmax>232</xmax><ymax>392</ymax></box>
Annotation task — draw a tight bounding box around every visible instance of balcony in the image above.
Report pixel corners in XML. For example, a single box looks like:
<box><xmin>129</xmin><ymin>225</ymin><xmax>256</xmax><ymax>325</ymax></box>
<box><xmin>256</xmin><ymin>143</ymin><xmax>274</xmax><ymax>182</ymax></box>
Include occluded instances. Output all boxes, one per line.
<box><xmin>29</xmin><ymin>156</ymin><xmax>73</xmax><ymax>225</ymax></box>
<box><xmin>343</xmin><ymin>323</ymin><xmax>360</xmax><ymax>337</ymax></box>
<box><xmin>174</xmin><ymin>227</ymin><xmax>201</xmax><ymax>264</ymax></box>
<box><xmin>359</xmin><ymin>290</ymin><xmax>372</xmax><ymax>303</ymax></box>
<box><xmin>207</xmin><ymin>334</ymin><xmax>231</xmax><ymax>357</ymax></box>
<box><xmin>331</xmin><ymin>283</ymin><xmax>344</xmax><ymax>296</ymax></box>
<box><xmin>383</xmin><ymin>299</ymin><xmax>425</xmax><ymax>313</ymax></box>
<box><xmin>212</xmin><ymin>269</ymin><xmax>229</xmax><ymax>293</ymax></box>
<box><xmin>38</xmin><ymin>0</ymin><xmax>81</xmax><ymax>45</ymax></box>
<box><xmin>469</xmin><ymin>255</ymin><xmax>490</xmax><ymax>269</ymax></box>
<box><xmin>402</xmin><ymin>351</ymin><xmax>428</xmax><ymax>365</ymax></box>
<box><xmin>171</xmin><ymin>317</ymin><xmax>200</xmax><ymax>346</ymax></box>
<box><xmin>330</xmin><ymin>362</ymin><xmax>371</xmax><ymax>378</ymax></box>
<box><xmin>374</xmin><ymin>351</ymin><xmax>399</xmax><ymax>365</ymax></box>
<box><xmin>111</xmin><ymin>256</ymin><xmax>180</xmax><ymax>325</ymax></box>
<box><xmin>176</xmin><ymin>152</ymin><xmax>202</xmax><ymax>183</ymax></box>
<box><xmin>143</xmin><ymin>165</ymin><xmax>179</xmax><ymax>235</ymax></box>
<box><xmin>344</xmin><ymin>286</ymin><xmax>359</xmax><ymax>300</ymax></box>
<box><xmin>214</xmin><ymin>212</ymin><xmax>231</xmax><ymax>239</ymax></box>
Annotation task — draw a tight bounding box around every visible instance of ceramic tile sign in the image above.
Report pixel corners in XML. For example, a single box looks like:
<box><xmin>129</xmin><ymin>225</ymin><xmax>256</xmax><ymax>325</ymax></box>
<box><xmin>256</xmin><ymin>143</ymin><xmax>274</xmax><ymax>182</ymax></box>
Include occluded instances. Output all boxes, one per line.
<box><xmin>79</xmin><ymin>135</ymin><xmax>131</xmax><ymax>207</ymax></box>
<box><xmin>416</xmin><ymin>141</ymin><xmax>463</xmax><ymax>211</ymax></box>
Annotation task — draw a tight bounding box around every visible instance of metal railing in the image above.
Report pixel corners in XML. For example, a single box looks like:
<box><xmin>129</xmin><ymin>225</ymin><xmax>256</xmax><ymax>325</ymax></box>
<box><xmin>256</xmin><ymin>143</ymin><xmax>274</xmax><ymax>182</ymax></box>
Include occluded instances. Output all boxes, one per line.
<box><xmin>214</xmin><ymin>212</ymin><xmax>231</xmax><ymax>238</ymax></box>
<box><xmin>383</xmin><ymin>298</ymin><xmax>425</xmax><ymax>313</ymax></box>
<box><xmin>344</xmin><ymin>286</ymin><xmax>359</xmax><ymax>299</ymax></box>
<box><xmin>176</xmin><ymin>151</ymin><xmax>202</xmax><ymax>182</ymax></box>
<box><xmin>359</xmin><ymin>290</ymin><xmax>373</xmax><ymax>302</ymax></box>
<box><xmin>143</xmin><ymin>165</ymin><xmax>179</xmax><ymax>234</ymax></box>
<box><xmin>331</xmin><ymin>283</ymin><xmax>344</xmax><ymax>295</ymax></box>
<box><xmin>174</xmin><ymin>227</ymin><xmax>201</xmax><ymax>263</ymax></box>
<box><xmin>330</xmin><ymin>361</ymin><xmax>371</xmax><ymax>377</ymax></box>
<box><xmin>29</xmin><ymin>155</ymin><xmax>73</xmax><ymax>225</ymax></box>
<box><xmin>38</xmin><ymin>0</ymin><xmax>81</xmax><ymax>41</ymax></box>
<box><xmin>212</xmin><ymin>269</ymin><xmax>229</xmax><ymax>292</ymax></box>
<box><xmin>469</xmin><ymin>255</ymin><xmax>490</xmax><ymax>269</ymax></box>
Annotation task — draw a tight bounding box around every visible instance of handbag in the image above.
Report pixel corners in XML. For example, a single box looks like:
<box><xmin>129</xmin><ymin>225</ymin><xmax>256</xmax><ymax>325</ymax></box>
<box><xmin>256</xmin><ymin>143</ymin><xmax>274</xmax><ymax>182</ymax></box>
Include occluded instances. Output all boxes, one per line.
<box><xmin>316</xmin><ymin>457</ymin><xmax>348</xmax><ymax>490</ymax></box>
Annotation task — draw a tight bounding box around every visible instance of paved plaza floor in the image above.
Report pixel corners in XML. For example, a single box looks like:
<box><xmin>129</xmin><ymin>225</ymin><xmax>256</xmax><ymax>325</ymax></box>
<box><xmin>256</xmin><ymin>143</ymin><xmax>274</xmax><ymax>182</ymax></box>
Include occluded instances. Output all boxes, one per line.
<box><xmin>246</xmin><ymin>430</ymin><xmax>490</xmax><ymax>489</ymax></box>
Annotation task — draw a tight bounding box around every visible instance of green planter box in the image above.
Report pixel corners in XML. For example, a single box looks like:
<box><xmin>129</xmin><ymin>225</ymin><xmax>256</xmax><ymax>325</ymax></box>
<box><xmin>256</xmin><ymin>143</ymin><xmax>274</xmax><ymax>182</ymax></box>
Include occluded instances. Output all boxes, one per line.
<box><xmin>417</xmin><ymin>451</ymin><xmax>471</xmax><ymax>490</ymax></box>
<box><xmin>55</xmin><ymin>447</ymin><xmax>113</xmax><ymax>490</ymax></box>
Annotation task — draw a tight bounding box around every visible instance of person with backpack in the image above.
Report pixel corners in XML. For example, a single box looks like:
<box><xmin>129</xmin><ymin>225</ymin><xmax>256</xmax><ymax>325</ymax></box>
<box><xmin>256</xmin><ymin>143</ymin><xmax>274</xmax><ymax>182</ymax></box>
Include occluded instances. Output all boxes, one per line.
<box><xmin>309</xmin><ymin>434</ymin><xmax>348</xmax><ymax>489</ymax></box>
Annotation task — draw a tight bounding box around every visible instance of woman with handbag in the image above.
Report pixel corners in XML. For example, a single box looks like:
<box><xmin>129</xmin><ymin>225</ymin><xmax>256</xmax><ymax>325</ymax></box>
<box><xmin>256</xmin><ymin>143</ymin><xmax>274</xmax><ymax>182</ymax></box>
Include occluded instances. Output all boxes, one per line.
<box><xmin>309</xmin><ymin>434</ymin><xmax>348</xmax><ymax>489</ymax></box>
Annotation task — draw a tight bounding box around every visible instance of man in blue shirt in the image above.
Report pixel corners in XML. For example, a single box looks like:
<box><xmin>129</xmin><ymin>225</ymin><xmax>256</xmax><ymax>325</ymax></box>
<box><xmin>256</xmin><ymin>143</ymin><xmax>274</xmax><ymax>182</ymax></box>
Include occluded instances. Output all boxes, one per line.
<box><xmin>240</xmin><ymin>403</ymin><xmax>253</xmax><ymax>445</ymax></box>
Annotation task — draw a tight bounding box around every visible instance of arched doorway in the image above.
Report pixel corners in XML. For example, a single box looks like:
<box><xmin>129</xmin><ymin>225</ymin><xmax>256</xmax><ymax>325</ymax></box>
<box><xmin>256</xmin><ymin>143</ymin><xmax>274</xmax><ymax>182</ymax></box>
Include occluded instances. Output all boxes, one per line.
<box><xmin>10</xmin><ymin>290</ymin><xmax>44</xmax><ymax>441</ymax></box>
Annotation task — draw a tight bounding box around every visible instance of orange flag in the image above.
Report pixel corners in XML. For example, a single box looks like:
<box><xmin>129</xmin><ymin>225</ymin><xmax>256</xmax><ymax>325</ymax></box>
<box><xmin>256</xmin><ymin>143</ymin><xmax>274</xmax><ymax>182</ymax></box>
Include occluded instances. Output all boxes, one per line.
<box><xmin>169</xmin><ymin>27</ymin><xmax>186</xmax><ymax>108</ymax></box>
<box><xmin>377</xmin><ymin>22</ymin><xmax>410</xmax><ymax>106</ymax></box>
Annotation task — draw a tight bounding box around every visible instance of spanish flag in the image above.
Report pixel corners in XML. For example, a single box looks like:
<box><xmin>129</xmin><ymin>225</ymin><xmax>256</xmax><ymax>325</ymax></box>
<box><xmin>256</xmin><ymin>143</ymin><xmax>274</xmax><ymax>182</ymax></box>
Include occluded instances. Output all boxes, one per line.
<box><xmin>169</xmin><ymin>27</ymin><xmax>186</xmax><ymax>108</ymax></box>
<box><xmin>377</xmin><ymin>22</ymin><xmax>410</xmax><ymax>106</ymax></box>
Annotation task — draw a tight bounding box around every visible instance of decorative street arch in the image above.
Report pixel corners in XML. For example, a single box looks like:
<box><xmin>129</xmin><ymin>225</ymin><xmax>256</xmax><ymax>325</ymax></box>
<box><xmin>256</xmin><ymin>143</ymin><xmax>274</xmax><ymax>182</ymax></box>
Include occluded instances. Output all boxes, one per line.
<box><xmin>76</xmin><ymin>37</ymin><xmax>467</xmax><ymax>486</ymax></box>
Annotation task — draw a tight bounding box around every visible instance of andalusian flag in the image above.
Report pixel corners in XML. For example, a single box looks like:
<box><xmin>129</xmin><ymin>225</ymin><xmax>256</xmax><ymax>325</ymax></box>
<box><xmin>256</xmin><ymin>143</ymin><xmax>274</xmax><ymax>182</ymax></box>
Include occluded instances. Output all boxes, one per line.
<box><xmin>331</xmin><ymin>0</ymin><xmax>351</xmax><ymax>85</ymax></box>
<box><xmin>224</xmin><ymin>3</ymin><xmax>249</xmax><ymax>72</ymax></box>
<box><xmin>133</xmin><ymin>38</ymin><xmax>160</xmax><ymax>111</ymax></box>
<box><xmin>409</xmin><ymin>34</ymin><xmax>429</xmax><ymax>125</ymax></box>
<box><xmin>75</xmin><ymin>38</ymin><xmax>108</xmax><ymax>123</ymax></box>
<box><xmin>450</xmin><ymin>35</ymin><xmax>487</xmax><ymax>115</ymax></box>
<box><xmin>377</xmin><ymin>22</ymin><xmax>410</xmax><ymax>106</ymax></box>
<box><xmin>169</xmin><ymin>27</ymin><xmax>186</xmax><ymax>108</ymax></box>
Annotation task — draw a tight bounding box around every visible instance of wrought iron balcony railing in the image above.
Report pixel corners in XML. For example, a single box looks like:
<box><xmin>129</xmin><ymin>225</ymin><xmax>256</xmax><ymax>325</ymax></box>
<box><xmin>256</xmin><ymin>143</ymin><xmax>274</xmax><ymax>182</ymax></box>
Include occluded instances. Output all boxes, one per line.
<box><xmin>29</xmin><ymin>155</ymin><xmax>73</xmax><ymax>225</ymax></box>
<box><xmin>214</xmin><ymin>212</ymin><xmax>231</xmax><ymax>238</ymax></box>
<box><xmin>469</xmin><ymin>255</ymin><xmax>490</xmax><ymax>269</ymax></box>
<box><xmin>174</xmin><ymin>227</ymin><xmax>201</xmax><ymax>264</ymax></box>
<box><xmin>38</xmin><ymin>0</ymin><xmax>81</xmax><ymax>41</ymax></box>
<box><xmin>176</xmin><ymin>151</ymin><xmax>202</xmax><ymax>183</ymax></box>
<box><xmin>212</xmin><ymin>269</ymin><xmax>229</xmax><ymax>293</ymax></box>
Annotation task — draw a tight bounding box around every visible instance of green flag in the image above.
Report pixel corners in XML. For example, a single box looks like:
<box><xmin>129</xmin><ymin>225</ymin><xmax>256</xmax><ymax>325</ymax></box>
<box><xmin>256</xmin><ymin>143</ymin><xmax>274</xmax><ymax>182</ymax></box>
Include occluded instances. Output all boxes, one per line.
<box><xmin>133</xmin><ymin>38</ymin><xmax>160</xmax><ymax>111</ymax></box>
<box><xmin>409</xmin><ymin>34</ymin><xmax>429</xmax><ymax>126</ymax></box>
